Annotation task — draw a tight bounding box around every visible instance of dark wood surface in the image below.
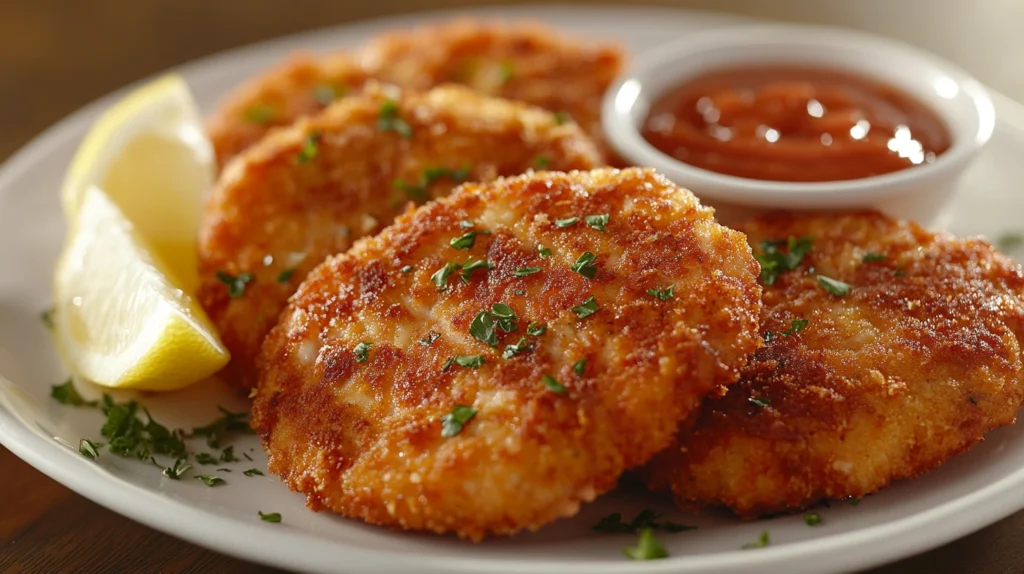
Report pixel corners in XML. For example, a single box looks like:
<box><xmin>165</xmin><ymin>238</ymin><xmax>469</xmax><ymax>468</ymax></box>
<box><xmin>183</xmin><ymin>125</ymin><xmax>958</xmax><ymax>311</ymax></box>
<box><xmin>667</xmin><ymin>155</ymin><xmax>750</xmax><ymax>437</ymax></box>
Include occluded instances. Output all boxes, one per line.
<box><xmin>2</xmin><ymin>1</ymin><xmax>1023</xmax><ymax>573</ymax></box>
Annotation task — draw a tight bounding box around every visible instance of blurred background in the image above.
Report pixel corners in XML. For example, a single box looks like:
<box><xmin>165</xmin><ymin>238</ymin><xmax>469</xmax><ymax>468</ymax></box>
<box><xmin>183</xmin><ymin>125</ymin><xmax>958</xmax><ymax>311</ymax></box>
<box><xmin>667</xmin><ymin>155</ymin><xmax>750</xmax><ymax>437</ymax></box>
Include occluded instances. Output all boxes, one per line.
<box><xmin>2</xmin><ymin>1</ymin><xmax>1022</xmax><ymax>572</ymax></box>
<box><xmin>2</xmin><ymin>0</ymin><xmax>1022</xmax><ymax>163</ymax></box>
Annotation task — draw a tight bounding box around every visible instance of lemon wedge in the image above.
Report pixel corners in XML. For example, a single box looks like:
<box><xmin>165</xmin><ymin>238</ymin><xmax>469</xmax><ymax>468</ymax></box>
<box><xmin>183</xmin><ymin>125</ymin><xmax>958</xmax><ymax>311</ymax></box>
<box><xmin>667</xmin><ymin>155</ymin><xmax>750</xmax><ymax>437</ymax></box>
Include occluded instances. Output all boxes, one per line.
<box><xmin>61</xmin><ymin>74</ymin><xmax>212</xmax><ymax>292</ymax></box>
<box><xmin>53</xmin><ymin>185</ymin><xmax>228</xmax><ymax>391</ymax></box>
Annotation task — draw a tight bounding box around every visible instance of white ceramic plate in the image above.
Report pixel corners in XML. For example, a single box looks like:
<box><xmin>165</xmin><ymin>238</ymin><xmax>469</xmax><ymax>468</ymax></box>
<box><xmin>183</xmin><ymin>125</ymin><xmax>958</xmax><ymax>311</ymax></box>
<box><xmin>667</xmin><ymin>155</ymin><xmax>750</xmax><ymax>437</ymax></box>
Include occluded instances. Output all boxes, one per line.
<box><xmin>4</xmin><ymin>6</ymin><xmax>1024</xmax><ymax>574</ymax></box>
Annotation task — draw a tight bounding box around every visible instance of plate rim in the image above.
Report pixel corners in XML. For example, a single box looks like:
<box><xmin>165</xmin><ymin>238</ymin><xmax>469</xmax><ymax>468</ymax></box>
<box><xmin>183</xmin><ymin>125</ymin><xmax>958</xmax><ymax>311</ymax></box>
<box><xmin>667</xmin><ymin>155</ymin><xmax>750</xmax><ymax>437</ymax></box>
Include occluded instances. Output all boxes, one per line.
<box><xmin>3</xmin><ymin>5</ymin><xmax>1024</xmax><ymax>574</ymax></box>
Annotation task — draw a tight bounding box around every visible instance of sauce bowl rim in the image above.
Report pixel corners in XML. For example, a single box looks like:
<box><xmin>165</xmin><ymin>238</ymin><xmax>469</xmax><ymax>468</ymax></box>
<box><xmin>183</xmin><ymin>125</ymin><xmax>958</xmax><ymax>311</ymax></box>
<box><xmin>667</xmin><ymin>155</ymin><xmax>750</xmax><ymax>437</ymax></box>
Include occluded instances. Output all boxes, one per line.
<box><xmin>601</xmin><ymin>23</ymin><xmax>996</xmax><ymax>206</ymax></box>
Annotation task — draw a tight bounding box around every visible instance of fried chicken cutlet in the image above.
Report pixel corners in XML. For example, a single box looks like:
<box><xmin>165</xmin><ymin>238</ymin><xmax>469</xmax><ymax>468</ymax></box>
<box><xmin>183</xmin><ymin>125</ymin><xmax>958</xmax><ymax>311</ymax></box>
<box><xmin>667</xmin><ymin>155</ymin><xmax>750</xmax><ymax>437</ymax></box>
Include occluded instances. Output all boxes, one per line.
<box><xmin>207</xmin><ymin>19</ymin><xmax>624</xmax><ymax>166</ymax></box>
<box><xmin>252</xmin><ymin>168</ymin><xmax>762</xmax><ymax>540</ymax></box>
<box><xmin>645</xmin><ymin>211</ymin><xmax>1024</xmax><ymax>518</ymax></box>
<box><xmin>198</xmin><ymin>84</ymin><xmax>601</xmax><ymax>389</ymax></box>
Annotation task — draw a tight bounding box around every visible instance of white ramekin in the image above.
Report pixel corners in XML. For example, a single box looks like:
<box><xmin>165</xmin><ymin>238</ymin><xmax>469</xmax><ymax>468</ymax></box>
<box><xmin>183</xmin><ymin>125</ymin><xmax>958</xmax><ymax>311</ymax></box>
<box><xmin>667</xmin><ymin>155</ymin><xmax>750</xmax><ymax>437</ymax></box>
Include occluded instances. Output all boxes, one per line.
<box><xmin>601</xmin><ymin>24</ymin><xmax>996</xmax><ymax>224</ymax></box>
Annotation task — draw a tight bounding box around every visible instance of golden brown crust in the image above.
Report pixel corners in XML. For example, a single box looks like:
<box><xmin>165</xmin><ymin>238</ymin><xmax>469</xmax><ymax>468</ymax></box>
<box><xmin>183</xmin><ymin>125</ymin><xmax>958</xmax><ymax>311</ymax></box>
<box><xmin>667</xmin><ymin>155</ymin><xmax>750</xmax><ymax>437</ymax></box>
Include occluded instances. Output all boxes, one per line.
<box><xmin>206</xmin><ymin>19</ymin><xmax>625</xmax><ymax>167</ymax></box>
<box><xmin>252</xmin><ymin>168</ymin><xmax>762</xmax><ymax>540</ymax></box>
<box><xmin>198</xmin><ymin>84</ymin><xmax>601</xmax><ymax>389</ymax></box>
<box><xmin>645</xmin><ymin>211</ymin><xmax>1024</xmax><ymax>517</ymax></box>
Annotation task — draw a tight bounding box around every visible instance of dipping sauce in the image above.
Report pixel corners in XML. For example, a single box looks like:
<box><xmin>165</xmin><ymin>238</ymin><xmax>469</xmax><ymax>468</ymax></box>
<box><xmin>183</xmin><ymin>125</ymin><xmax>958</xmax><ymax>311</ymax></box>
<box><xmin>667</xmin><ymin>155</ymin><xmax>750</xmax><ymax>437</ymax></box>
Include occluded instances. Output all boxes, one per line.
<box><xmin>641</xmin><ymin>67</ymin><xmax>951</xmax><ymax>182</ymax></box>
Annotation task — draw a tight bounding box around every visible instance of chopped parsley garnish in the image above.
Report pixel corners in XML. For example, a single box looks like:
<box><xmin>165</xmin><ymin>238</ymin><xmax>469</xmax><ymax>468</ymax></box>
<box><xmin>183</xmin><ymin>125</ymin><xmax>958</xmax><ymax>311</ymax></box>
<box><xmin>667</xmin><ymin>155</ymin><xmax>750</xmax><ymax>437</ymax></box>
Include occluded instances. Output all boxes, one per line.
<box><xmin>98</xmin><ymin>397</ymin><xmax>188</xmax><ymax>461</ymax></box>
<box><xmin>217</xmin><ymin>468</ymin><xmax>232</xmax><ymax>472</ymax></box>
<box><xmin>440</xmin><ymin>405</ymin><xmax>477</xmax><ymax>437</ymax></box>
<box><xmin>749</xmin><ymin>396</ymin><xmax>771</xmax><ymax>408</ymax></box>
<box><xmin>572</xmin><ymin>296</ymin><xmax>599</xmax><ymax>318</ymax></box>
<box><xmin>969</xmin><ymin>396</ymin><xmax>979</xmax><ymax>405</ymax></box>
<box><xmin>470</xmin><ymin>310</ymin><xmax>498</xmax><ymax>347</ymax></box>
<box><xmin>191</xmin><ymin>406</ymin><xmax>254</xmax><ymax>449</ymax></box>
<box><xmin>755</xmin><ymin>235</ymin><xmax>814</xmax><ymax>285</ymax></box>
<box><xmin>584</xmin><ymin>213</ymin><xmax>610</xmax><ymax>232</ymax></box>
<box><xmin>194</xmin><ymin>452</ymin><xmax>218</xmax><ymax>465</ymax></box>
<box><xmin>534</xmin><ymin>155</ymin><xmax>551</xmax><ymax>169</ymax></box>
<box><xmin>742</xmin><ymin>530</ymin><xmax>770</xmax><ymax>549</ymax></box>
<box><xmin>514</xmin><ymin>266</ymin><xmax>542</xmax><ymax>277</ymax></box>
<box><xmin>622</xmin><ymin>528</ymin><xmax>668</xmax><ymax>561</ymax></box>
<box><xmin>395</xmin><ymin>166</ymin><xmax>471</xmax><ymax>202</ymax></box>
<box><xmin>804</xmin><ymin>513</ymin><xmax>822</xmax><ymax>526</ymax></box>
<box><xmin>647</xmin><ymin>285</ymin><xmax>674</xmax><ymax>301</ymax></box>
<box><xmin>400</xmin><ymin>265</ymin><xmax>413</xmax><ymax>274</ymax></box>
<box><xmin>817</xmin><ymin>275</ymin><xmax>852</xmax><ymax>296</ymax></box>
<box><xmin>459</xmin><ymin>257</ymin><xmax>493</xmax><ymax>283</ymax></box>
<box><xmin>312</xmin><ymin>83</ymin><xmax>347</xmax><ymax>105</ymax></box>
<box><xmin>862</xmin><ymin>252</ymin><xmax>886</xmax><ymax>263</ymax></box>
<box><xmin>277</xmin><ymin>267</ymin><xmax>297</xmax><ymax>283</ymax></box>
<box><xmin>216</xmin><ymin>271</ymin><xmax>254</xmax><ymax>298</ymax></box>
<box><xmin>850</xmin><ymin>497</ymin><xmax>862</xmax><ymax>506</ymax></box>
<box><xmin>781</xmin><ymin>318</ymin><xmax>808</xmax><ymax>336</ymax></box>
<box><xmin>554</xmin><ymin>217</ymin><xmax>579</xmax><ymax>228</ymax></box>
<box><xmin>419</xmin><ymin>331</ymin><xmax>441</xmax><ymax>346</ymax></box>
<box><xmin>243</xmin><ymin>104</ymin><xmax>276</xmax><ymax>124</ymax></box>
<box><xmin>79</xmin><ymin>438</ymin><xmax>101</xmax><ymax>460</ymax></box>
<box><xmin>573</xmin><ymin>359</ymin><xmax>587</xmax><ymax>376</ymax></box>
<box><xmin>514</xmin><ymin>290</ymin><xmax>526</xmax><ymax>296</ymax></box>
<box><xmin>431</xmin><ymin>262</ymin><xmax>462</xmax><ymax>288</ymax></box>
<box><xmin>491</xmin><ymin>303</ymin><xmax>518</xmax><ymax>332</ymax></box>
<box><xmin>220</xmin><ymin>445</ymin><xmax>239</xmax><ymax>463</ymax></box>
<box><xmin>296</xmin><ymin>131</ymin><xmax>321</xmax><ymax>164</ymax></box>
<box><xmin>353</xmin><ymin>341</ymin><xmax>372</xmax><ymax>363</ymax></box>
<box><xmin>258</xmin><ymin>511</ymin><xmax>282</xmax><ymax>523</ymax></box>
<box><xmin>244</xmin><ymin>468</ymin><xmax>265</xmax><ymax>477</ymax></box>
<box><xmin>571</xmin><ymin>251</ymin><xmax>598</xmax><ymax>278</ymax></box>
<box><xmin>377</xmin><ymin>99</ymin><xmax>412</xmax><ymax>138</ymax></box>
<box><xmin>452</xmin><ymin>354</ymin><xmax>484</xmax><ymax>369</ymax></box>
<box><xmin>163</xmin><ymin>458</ymin><xmax>192</xmax><ymax>480</ymax></box>
<box><xmin>450</xmin><ymin>229</ymin><xmax>492</xmax><ymax>250</ymax></box>
<box><xmin>243</xmin><ymin>452</ymin><xmax>253</xmax><ymax>461</ymax></box>
<box><xmin>41</xmin><ymin>307</ymin><xmax>55</xmax><ymax>329</ymax></box>
<box><xmin>502</xmin><ymin>337</ymin><xmax>532</xmax><ymax>359</ymax></box>
<box><xmin>554</xmin><ymin>111</ymin><xmax>570</xmax><ymax>125</ymax></box>
<box><xmin>542</xmin><ymin>374</ymin><xmax>567</xmax><ymax>395</ymax></box>
<box><xmin>195</xmin><ymin>475</ymin><xmax>227</xmax><ymax>487</ymax></box>
<box><xmin>527</xmin><ymin>322</ymin><xmax>547</xmax><ymax>336</ymax></box>
<box><xmin>51</xmin><ymin>379</ymin><xmax>97</xmax><ymax>407</ymax></box>
<box><xmin>459</xmin><ymin>219</ymin><xmax>475</xmax><ymax>229</ymax></box>
<box><xmin>996</xmin><ymin>232</ymin><xmax>1024</xmax><ymax>251</ymax></box>
<box><xmin>538</xmin><ymin>245</ymin><xmax>553</xmax><ymax>258</ymax></box>
<box><xmin>593</xmin><ymin>509</ymin><xmax>695</xmax><ymax>534</ymax></box>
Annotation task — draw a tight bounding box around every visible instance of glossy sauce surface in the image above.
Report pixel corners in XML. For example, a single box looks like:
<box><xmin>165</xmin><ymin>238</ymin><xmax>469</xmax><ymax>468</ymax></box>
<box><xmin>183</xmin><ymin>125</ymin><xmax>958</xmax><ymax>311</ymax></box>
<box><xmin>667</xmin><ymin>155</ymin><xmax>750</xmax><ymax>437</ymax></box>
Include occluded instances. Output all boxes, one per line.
<box><xmin>642</xmin><ymin>67</ymin><xmax>951</xmax><ymax>182</ymax></box>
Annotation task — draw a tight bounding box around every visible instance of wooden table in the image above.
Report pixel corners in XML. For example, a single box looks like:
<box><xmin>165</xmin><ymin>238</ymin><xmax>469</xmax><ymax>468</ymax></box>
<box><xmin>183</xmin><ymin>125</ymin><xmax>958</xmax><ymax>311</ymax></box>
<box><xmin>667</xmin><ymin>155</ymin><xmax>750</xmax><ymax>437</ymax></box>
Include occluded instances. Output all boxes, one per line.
<box><xmin>3</xmin><ymin>1</ymin><xmax>1023</xmax><ymax>572</ymax></box>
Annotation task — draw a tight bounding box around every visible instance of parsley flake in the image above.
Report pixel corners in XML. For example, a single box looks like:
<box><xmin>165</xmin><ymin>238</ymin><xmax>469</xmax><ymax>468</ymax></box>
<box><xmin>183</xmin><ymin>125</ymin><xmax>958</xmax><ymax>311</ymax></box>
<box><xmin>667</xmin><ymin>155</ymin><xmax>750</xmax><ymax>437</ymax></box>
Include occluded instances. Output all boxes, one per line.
<box><xmin>277</xmin><ymin>267</ymin><xmax>297</xmax><ymax>283</ymax></box>
<box><xmin>804</xmin><ymin>513</ymin><xmax>822</xmax><ymax>526</ymax></box>
<box><xmin>850</xmin><ymin>497</ymin><xmax>862</xmax><ymax>506</ymax></box>
<box><xmin>220</xmin><ymin>445</ymin><xmax>239</xmax><ymax>463</ymax></box>
<box><xmin>195</xmin><ymin>452</ymin><xmax>218</xmax><ymax>465</ymax></box>
<box><xmin>573</xmin><ymin>358</ymin><xmax>587</xmax><ymax>376</ymax></box>
<box><xmin>51</xmin><ymin>379</ymin><xmax>97</xmax><ymax>407</ymax></box>
<box><xmin>817</xmin><ymin>275</ymin><xmax>852</xmax><ymax>296</ymax></box>
<box><xmin>296</xmin><ymin>131</ymin><xmax>321</xmax><ymax>164</ymax></box>
<box><xmin>377</xmin><ymin>99</ymin><xmax>411</xmax><ymax>138</ymax></box>
<box><xmin>584</xmin><ymin>213</ymin><xmax>610</xmax><ymax>232</ymax></box>
<box><xmin>538</xmin><ymin>245</ymin><xmax>553</xmax><ymax>258</ymax></box>
<box><xmin>470</xmin><ymin>311</ymin><xmax>498</xmax><ymax>347</ymax></box>
<box><xmin>459</xmin><ymin>219</ymin><xmax>475</xmax><ymax>229</ymax></box>
<box><xmin>526</xmin><ymin>322</ymin><xmax>547</xmax><ymax>336</ymax></box>
<box><xmin>555</xmin><ymin>217</ymin><xmax>579</xmax><ymax>228</ymax></box>
<box><xmin>453</xmin><ymin>354</ymin><xmax>484</xmax><ymax>369</ymax></box>
<box><xmin>593</xmin><ymin>509</ymin><xmax>696</xmax><ymax>534</ymax></box>
<box><xmin>313</xmin><ymin>83</ymin><xmax>341</xmax><ymax>105</ymax></box>
<box><xmin>196</xmin><ymin>475</ymin><xmax>227</xmax><ymax>487</ymax></box>
<box><xmin>554</xmin><ymin>111</ymin><xmax>570</xmax><ymax>125</ymax></box>
<box><xmin>459</xmin><ymin>257</ymin><xmax>493</xmax><ymax>283</ymax></box>
<box><xmin>419</xmin><ymin>331</ymin><xmax>441</xmax><ymax>346</ymax></box>
<box><xmin>41</xmin><ymin>307</ymin><xmax>55</xmax><ymax>329</ymax></box>
<box><xmin>542</xmin><ymin>374</ymin><xmax>567</xmax><ymax>395</ymax></box>
<box><xmin>431</xmin><ymin>262</ymin><xmax>462</xmax><ymax>288</ymax></box>
<box><xmin>243</xmin><ymin>104</ymin><xmax>276</xmax><ymax>124</ymax></box>
<box><xmin>450</xmin><ymin>229</ymin><xmax>492</xmax><ymax>250</ymax></box>
<box><xmin>514</xmin><ymin>266</ymin><xmax>542</xmax><ymax>278</ymax></box>
<box><xmin>623</xmin><ymin>528</ymin><xmax>668</xmax><ymax>561</ymax></box>
<box><xmin>395</xmin><ymin>166</ymin><xmax>471</xmax><ymax>203</ymax></box>
<box><xmin>996</xmin><ymin>232</ymin><xmax>1024</xmax><ymax>251</ymax></box>
<box><xmin>191</xmin><ymin>406</ymin><xmax>254</xmax><ymax>449</ymax></box>
<box><xmin>572</xmin><ymin>296</ymin><xmax>599</xmax><ymax>319</ymax></box>
<box><xmin>571</xmin><ymin>251</ymin><xmax>598</xmax><ymax>278</ymax></box>
<box><xmin>216</xmin><ymin>271</ymin><xmax>254</xmax><ymax>298</ymax></box>
<box><xmin>244</xmin><ymin>468</ymin><xmax>265</xmax><ymax>477</ymax></box>
<box><xmin>491</xmin><ymin>303</ymin><xmax>518</xmax><ymax>332</ymax></box>
<box><xmin>647</xmin><ymin>285</ymin><xmax>674</xmax><ymax>301</ymax></box>
<box><xmin>499</xmin><ymin>61</ymin><xmax>515</xmax><ymax>82</ymax></box>
<box><xmin>862</xmin><ymin>252</ymin><xmax>886</xmax><ymax>263</ymax></box>
<box><xmin>441</xmin><ymin>405</ymin><xmax>477</xmax><ymax>437</ymax></box>
<box><xmin>79</xmin><ymin>438</ymin><xmax>101</xmax><ymax>460</ymax></box>
<box><xmin>743</xmin><ymin>530</ymin><xmax>770</xmax><ymax>549</ymax></box>
<box><xmin>749</xmin><ymin>396</ymin><xmax>771</xmax><ymax>408</ymax></box>
<box><xmin>353</xmin><ymin>341</ymin><xmax>373</xmax><ymax>363</ymax></box>
<box><xmin>534</xmin><ymin>155</ymin><xmax>551</xmax><ymax>169</ymax></box>
<box><xmin>400</xmin><ymin>265</ymin><xmax>413</xmax><ymax>274</ymax></box>
<box><xmin>163</xmin><ymin>458</ymin><xmax>192</xmax><ymax>480</ymax></box>
<box><xmin>756</xmin><ymin>236</ymin><xmax>814</xmax><ymax>285</ymax></box>
<box><xmin>502</xmin><ymin>337</ymin><xmax>532</xmax><ymax>359</ymax></box>
<box><xmin>258</xmin><ymin>511</ymin><xmax>282</xmax><ymax>523</ymax></box>
<box><xmin>781</xmin><ymin>318</ymin><xmax>808</xmax><ymax>336</ymax></box>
